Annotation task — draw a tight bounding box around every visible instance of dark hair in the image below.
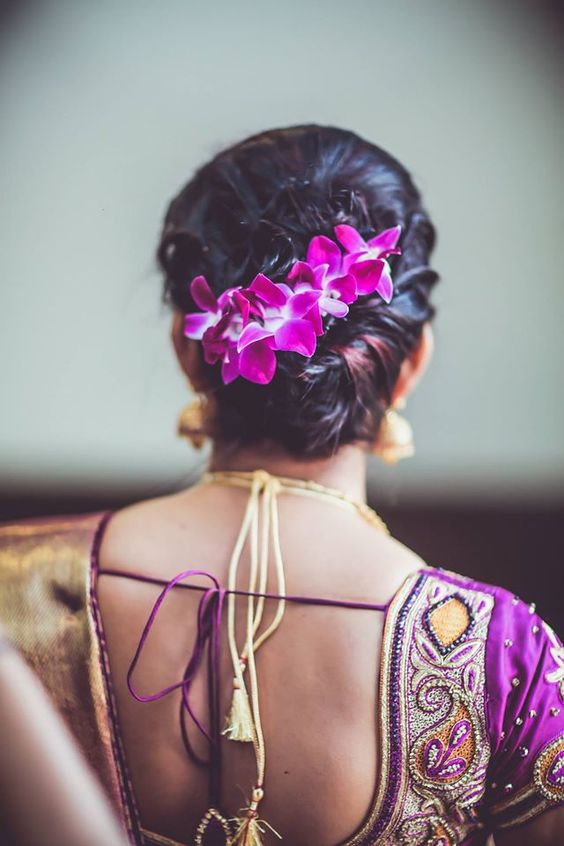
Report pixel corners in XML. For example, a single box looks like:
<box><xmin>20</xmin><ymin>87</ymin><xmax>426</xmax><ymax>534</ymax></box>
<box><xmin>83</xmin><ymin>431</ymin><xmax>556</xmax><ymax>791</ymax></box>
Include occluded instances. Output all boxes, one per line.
<box><xmin>157</xmin><ymin>124</ymin><xmax>438</xmax><ymax>458</ymax></box>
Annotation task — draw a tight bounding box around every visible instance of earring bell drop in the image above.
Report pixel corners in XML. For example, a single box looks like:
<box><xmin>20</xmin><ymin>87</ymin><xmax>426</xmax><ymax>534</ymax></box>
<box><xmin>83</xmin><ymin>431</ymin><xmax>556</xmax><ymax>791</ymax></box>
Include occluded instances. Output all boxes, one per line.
<box><xmin>373</xmin><ymin>397</ymin><xmax>415</xmax><ymax>465</ymax></box>
<box><xmin>177</xmin><ymin>395</ymin><xmax>207</xmax><ymax>450</ymax></box>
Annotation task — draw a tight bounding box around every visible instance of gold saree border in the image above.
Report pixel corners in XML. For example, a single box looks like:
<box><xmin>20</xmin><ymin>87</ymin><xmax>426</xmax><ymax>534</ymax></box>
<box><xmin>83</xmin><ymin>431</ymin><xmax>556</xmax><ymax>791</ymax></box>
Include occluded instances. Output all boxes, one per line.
<box><xmin>90</xmin><ymin>510</ymin><xmax>144</xmax><ymax>844</ymax></box>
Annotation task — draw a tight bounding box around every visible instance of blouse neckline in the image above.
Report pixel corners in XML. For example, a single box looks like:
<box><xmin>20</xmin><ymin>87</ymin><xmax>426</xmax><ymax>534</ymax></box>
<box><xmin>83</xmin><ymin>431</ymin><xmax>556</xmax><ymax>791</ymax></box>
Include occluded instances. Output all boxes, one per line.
<box><xmin>90</xmin><ymin>508</ymin><xmax>430</xmax><ymax>846</ymax></box>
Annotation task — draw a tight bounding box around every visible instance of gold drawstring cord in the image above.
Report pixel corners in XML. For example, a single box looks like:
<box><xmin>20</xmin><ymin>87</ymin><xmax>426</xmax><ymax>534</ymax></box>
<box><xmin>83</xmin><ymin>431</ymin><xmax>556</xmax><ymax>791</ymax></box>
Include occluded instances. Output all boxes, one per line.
<box><xmin>197</xmin><ymin>468</ymin><xmax>388</xmax><ymax>844</ymax></box>
<box><xmin>201</xmin><ymin>470</ymin><xmax>389</xmax><ymax>535</ymax></box>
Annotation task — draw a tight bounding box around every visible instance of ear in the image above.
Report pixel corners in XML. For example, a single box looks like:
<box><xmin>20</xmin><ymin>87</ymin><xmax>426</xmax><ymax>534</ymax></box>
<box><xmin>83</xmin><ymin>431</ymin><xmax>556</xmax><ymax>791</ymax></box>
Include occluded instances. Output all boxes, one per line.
<box><xmin>171</xmin><ymin>311</ymin><xmax>209</xmax><ymax>392</ymax></box>
<box><xmin>391</xmin><ymin>322</ymin><xmax>434</xmax><ymax>406</ymax></box>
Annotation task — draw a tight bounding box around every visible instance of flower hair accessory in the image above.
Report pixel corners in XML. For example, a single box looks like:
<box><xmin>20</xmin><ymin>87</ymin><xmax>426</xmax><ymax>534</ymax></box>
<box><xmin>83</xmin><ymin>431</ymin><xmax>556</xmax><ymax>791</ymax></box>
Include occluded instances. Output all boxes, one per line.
<box><xmin>183</xmin><ymin>223</ymin><xmax>401</xmax><ymax>385</ymax></box>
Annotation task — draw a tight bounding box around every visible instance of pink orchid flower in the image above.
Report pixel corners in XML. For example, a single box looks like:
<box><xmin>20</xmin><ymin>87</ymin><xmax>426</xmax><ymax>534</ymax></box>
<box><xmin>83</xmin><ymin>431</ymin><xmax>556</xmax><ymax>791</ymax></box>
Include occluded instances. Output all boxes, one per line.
<box><xmin>182</xmin><ymin>223</ymin><xmax>401</xmax><ymax>386</ymax></box>
<box><xmin>334</xmin><ymin>224</ymin><xmax>401</xmax><ymax>303</ymax></box>
<box><xmin>236</xmin><ymin>274</ymin><xmax>321</xmax><ymax>384</ymax></box>
<box><xmin>287</xmin><ymin>233</ymin><xmax>357</xmax><ymax>326</ymax></box>
<box><xmin>183</xmin><ymin>276</ymin><xmax>232</xmax><ymax>338</ymax></box>
<box><xmin>183</xmin><ymin>276</ymin><xmax>250</xmax><ymax>384</ymax></box>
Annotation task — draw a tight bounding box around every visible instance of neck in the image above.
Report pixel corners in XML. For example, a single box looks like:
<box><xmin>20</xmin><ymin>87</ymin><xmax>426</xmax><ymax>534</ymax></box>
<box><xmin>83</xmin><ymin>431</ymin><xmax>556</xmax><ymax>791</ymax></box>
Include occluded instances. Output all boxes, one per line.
<box><xmin>208</xmin><ymin>442</ymin><xmax>368</xmax><ymax>502</ymax></box>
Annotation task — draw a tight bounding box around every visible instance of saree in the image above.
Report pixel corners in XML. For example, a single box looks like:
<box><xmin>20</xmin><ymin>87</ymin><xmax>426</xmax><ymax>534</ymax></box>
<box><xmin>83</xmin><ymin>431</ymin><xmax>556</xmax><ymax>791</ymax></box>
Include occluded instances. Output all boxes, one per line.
<box><xmin>0</xmin><ymin>510</ymin><xmax>563</xmax><ymax>846</ymax></box>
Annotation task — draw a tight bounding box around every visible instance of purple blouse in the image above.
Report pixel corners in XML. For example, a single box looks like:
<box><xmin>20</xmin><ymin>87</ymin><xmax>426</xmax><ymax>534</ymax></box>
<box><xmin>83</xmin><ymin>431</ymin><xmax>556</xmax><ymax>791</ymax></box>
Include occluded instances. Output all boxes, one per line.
<box><xmin>95</xmin><ymin>524</ymin><xmax>564</xmax><ymax>845</ymax></box>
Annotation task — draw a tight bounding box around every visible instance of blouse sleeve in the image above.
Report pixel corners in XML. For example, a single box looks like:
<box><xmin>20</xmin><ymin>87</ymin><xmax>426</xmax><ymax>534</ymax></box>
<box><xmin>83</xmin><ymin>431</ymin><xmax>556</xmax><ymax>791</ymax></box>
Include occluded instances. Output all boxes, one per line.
<box><xmin>484</xmin><ymin>586</ymin><xmax>564</xmax><ymax>831</ymax></box>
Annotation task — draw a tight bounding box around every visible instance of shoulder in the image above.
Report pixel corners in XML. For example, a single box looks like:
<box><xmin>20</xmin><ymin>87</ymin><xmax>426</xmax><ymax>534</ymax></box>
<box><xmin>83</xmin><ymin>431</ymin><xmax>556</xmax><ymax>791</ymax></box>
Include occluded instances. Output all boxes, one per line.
<box><xmin>416</xmin><ymin>567</ymin><xmax>549</xmax><ymax>660</ymax></box>
<box><xmin>95</xmin><ymin>490</ymin><xmax>194</xmax><ymax>575</ymax></box>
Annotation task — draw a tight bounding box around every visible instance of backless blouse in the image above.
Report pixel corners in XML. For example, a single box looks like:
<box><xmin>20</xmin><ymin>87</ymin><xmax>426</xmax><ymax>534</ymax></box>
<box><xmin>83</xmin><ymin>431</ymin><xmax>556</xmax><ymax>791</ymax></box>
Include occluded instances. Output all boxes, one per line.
<box><xmin>0</xmin><ymin>510</ymin><xmax>563</xmax><ymax>846</ymax></box>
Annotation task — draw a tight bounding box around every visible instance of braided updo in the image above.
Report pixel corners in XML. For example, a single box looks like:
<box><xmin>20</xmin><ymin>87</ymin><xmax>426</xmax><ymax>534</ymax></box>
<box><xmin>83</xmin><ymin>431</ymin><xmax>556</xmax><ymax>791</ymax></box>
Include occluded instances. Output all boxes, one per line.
<box><xmin>157</xmin><ymin>124</ymin><xmax>438</xmax><ymax>458</ymax></box>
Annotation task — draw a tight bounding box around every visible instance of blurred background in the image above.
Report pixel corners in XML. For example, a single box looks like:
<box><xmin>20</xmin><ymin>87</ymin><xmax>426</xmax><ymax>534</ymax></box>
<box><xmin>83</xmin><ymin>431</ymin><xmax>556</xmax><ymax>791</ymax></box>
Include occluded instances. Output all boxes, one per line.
<box><xmin>0</xmin><ymin>0</ymin><xmax>562</xmax><ymax>630</ymax></box>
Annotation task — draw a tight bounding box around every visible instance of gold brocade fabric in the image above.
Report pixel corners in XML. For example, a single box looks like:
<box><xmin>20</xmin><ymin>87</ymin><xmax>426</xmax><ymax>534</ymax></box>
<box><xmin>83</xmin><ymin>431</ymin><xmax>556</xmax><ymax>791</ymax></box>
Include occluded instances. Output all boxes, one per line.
<box><xmin>0</xmin><ymin>513</ymin><xmax>134</xmax><ymax>840</ymax></box>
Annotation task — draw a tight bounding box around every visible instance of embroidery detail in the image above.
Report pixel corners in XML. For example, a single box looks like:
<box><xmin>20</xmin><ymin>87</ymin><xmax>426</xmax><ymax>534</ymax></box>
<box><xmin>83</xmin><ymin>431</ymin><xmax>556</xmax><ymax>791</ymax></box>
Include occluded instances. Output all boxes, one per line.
<box><xmin>424</xmin><ymin>594</ymin><xmax>474</xmax><ymax>655</ymax></box>
<box><xmin>543</xmin><ymin>622</ymin><xmax>564</xmax><ymax>703</ymax></box>
<box><xmin>534</xmin><ymin>735</ymin><xmax>564</xmax><ymax>803</ymax></box>
<box><xmin>345</xmin><ymin>573</ymin><xmax>427</xmax><ymax>845</ymax></box>
<box><xmin>411</xmin><ymin>693</ymin><xmax>478</xmax><ymax>789</ymax></box>
<box><xmin>397</xmin><ymin>804</ymin><xmax>458</xmax><ymax>846</ymax></box>
<box><xmin>404</xmin><ymin>581</ymin><xmax>493</xmax><ymax>845</ymax></box>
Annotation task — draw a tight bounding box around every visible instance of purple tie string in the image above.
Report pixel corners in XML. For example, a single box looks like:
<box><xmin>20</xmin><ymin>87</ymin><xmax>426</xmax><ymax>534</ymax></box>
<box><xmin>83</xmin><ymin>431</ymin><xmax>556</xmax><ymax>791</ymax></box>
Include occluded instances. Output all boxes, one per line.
<box><xmin>116</xmin><ymin>564</ymin><xmax>389</xmax><ymax>808</ymax></box>
<box><xmin>126</xmin><ymin>569</ymin><xmax>226</xmax><ymax>787</ymax></box>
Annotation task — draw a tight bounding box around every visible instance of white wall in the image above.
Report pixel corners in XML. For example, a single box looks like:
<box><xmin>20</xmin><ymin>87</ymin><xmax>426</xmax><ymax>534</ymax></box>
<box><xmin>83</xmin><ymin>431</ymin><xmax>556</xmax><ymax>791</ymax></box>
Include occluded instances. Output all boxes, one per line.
<box><xmin>1</xmin><ymin>0</ymin><xmax>562</xmax><ymax>502</ymax></box>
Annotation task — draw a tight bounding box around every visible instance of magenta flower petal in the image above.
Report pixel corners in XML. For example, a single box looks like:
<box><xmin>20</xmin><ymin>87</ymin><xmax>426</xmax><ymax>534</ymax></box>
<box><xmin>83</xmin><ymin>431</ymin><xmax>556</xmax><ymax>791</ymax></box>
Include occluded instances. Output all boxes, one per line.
<box><xmin>306</xmin><ymin>301</ymin><xmax>323</xmax><ymax>336</ymax></box>
<box><xmin>248</xmin><ymin>273</ymin><xmax>287</xmax><ymax>307</ymax></box>
<box><xmin>342</xmin><ymin>250</ymin><xmax>367</xmax><ymax>274</ymax></box>
<box><xmin>239</xmin><ymin>339</ymin><xmax>277</xmax><ymax>384</ymax></box>
<box><xmin>277</xmin><ymin>283</ymin><xmax>294</xmax><ymax>299</ymax></box>
<box><xmin>217</xmin><ymin>287</ymin><xmax>238</xmax><ymax>309</ymax></box>
<box><xmin>239</xmin><ymin>289</ymin><xmax>265</xmax><ymax>319</ymax></box>
<box><xmin>334</xmin><ymin>224</ymin><xmax>367</xmax><ymax>254</ymax></box>
<box><xmin>190</xmin><ymin>275</ymin><xmax>218</xmax><ymax>312</ymax></box>
<box><xmin>325</xmin><ymin>273</ymin><xmax>357</xmax><ymax>304</ymax></box>
<box><xmin>312</xmin><ymin>263</ymin><xmax>329</xmax><ymax>289</ymax></box>
<box><xmin>349</xmin><ymin>259</ymin><xmax>384</xmax><ymax>295</ymax></box>
<box><xmin>287</xmin><ymin>289</ymin><xmax>322</xmax><ymax>318</ymax></box>
<box><xmin>375</xmin><ymin>261</ymin><xmax>394</xmax><ymax>303</ymax></box>
<box><xmin>287</xmin><ymin>261</ymin><xmax>315</xmax><ymax>287</ymax></box>
<box><xmin>320</xmin><ymin>296</ymin><xmax>349</xmax><ymax>318</ymax></box>
<box><xmin>367</xmin><ymin>225</ymin><xmax>401</xmax><ymax>255</ymax></box>
<box><xmin>221</xmin><ymin>345</ymin><xmax>240</xmax><ymax>384</ymax></box>
<box><xmin>237</xmin><ymin>321</ymin><xmax>273</xmax><ymax>352</ymax></box>
<box><xmin>183</xmin><ymin>311</ymin><xmax>216</xmax><ymax>340</ymax></box>
<box><xmin>232</xmin><ymin>290</ymin><xmax>250</xmax><ymax>324</ymax></box>
<box><xmin>201</xmin><ymin>323</ymin><xmax>227</xmax><ymax>364</ymax></box>
<box><xmin>274</xmin><ymin>319</ymin><xmax>316</xmax><ymax>357</ymax></box>
<box><xmin>306</xmin><ymin>236</ymin><xmax>342</xmax><ymax>275</ymax></box>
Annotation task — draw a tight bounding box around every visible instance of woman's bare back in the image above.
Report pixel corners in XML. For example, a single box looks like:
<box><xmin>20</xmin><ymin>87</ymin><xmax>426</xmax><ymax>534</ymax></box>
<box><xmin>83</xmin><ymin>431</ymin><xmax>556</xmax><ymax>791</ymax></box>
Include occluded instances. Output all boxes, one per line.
<box><xmin>96</xmin><ymin>482</ymin><xmax>425</xmax><ymax>845</ymax></box>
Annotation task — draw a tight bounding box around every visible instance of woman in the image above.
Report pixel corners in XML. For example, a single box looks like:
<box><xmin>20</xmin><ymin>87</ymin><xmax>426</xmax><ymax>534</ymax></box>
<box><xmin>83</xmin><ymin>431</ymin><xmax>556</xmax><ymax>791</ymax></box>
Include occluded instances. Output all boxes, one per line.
<box><xmin>1</xmin><ymin>125</ymin><xmax>563</xmax><ymax>846</ymax></box>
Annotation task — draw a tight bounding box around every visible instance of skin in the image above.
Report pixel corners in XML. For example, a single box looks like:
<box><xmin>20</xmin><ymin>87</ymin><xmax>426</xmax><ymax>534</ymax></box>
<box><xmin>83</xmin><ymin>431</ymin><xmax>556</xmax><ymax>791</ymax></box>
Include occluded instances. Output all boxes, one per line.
<box><xmin>95</xmin><ymin>317</ymin><xmax>563</xmax><ymax>845</ymax></box>
<box><xmin>0</xmin><ymin>634</ymin><xmax>126</xmax><ymax>846</ymax></box>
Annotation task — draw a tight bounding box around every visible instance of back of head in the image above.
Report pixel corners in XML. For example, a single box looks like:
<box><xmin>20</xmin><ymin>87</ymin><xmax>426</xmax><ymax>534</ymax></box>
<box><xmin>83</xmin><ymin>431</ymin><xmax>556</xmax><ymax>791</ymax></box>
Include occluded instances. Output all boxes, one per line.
<box><xmin>158</xmin><ymin>124</ymin><xmax>438</xmax><ymax>458</ymax></box>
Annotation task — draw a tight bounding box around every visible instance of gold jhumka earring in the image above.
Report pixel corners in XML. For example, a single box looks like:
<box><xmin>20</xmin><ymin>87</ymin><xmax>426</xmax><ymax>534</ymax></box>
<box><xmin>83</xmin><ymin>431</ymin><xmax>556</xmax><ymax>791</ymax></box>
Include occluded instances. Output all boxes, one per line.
<box><xmin>372</xmin><ymin>396</ymin><xmax>415</xmax><ymax>464</ymax></box>
<box><xmin>177</xmin><ymin>393</ymin><xmax>208</xmax><ymax>450</ymax></box>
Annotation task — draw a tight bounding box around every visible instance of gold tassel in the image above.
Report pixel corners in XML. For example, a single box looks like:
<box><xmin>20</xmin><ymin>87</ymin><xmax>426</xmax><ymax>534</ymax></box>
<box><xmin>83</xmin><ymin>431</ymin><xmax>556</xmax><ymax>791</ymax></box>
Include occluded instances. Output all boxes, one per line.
<box><xmin>221</xmin><ymin>678</ymin><xmax>254</xmax><ymax>742</ymax></box>
<box><xmin>231</xmin><ymin>815</ymin><xmax>265</xmax><ymax>846</ymax></box>
<box><xmin>230</xmin><ymin>789</ymin><xmax>281</xmax><ymax>846</ymax></box>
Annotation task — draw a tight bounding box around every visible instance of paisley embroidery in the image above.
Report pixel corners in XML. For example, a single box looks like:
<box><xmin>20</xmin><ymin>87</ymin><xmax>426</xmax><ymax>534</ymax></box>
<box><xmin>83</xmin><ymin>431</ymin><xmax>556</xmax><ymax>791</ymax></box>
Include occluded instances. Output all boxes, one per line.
<box><xmin>397</xmin><ymin>809</ymin><xmax>458</xmax><ymax>846</ymax></box>
<box><xmin>347</xmin><ymin>573</ymin><xmax>563</xmax><ymax>845</ymax></box>
<box><xmin>543</xmin><ymin>622</ymin><xmax>564</xmax><ymax>703</ymax></box>
<box><xmin>534</xmin><ymin>735</ymin><xmax>564</xmax><ymax>802</ymax></box>
<box><xmin>410</xmin><ymin>682</ymin><xmax>481</xmax><ymax>795</ymax></box>
<box><xmin>422</xmin><ymin>718</ymin><xmax>472</xmax><ymax>780</ymax></box>
<box><xmin>402</xmin><ymin>578</ymin><xmax>493</xmax><ymax>845</ymax></box>
<box><xmin>547</xmin><ymin>750</ymin><xmax>564</xmax><ymax>788</ymax></box>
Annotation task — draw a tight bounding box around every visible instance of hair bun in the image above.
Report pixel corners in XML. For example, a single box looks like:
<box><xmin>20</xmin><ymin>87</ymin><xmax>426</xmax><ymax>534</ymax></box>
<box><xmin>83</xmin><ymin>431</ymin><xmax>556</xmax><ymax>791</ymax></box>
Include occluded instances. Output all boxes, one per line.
<box><xmin>158</xmin><ymin>229</ymin><xmax>206</xmax><ymax>280</ymax></box>
<box><xmin>248</xmin><ymin>220</ymin><xmax>296</xmax><ymax>278</ymax></box>
<box><xmin>158</xmin><ymin>124</ymin><xmax>438</xmax><ymax>458</ymax></box>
